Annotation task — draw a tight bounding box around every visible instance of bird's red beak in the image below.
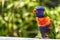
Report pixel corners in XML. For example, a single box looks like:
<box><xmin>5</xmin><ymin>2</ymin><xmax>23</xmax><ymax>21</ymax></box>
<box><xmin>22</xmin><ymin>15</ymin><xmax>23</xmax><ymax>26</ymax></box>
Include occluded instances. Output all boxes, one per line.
<box><xmin>33</xmin><ymin>9</ymin><xmax>37</xmax><ymax>13</ymax></box>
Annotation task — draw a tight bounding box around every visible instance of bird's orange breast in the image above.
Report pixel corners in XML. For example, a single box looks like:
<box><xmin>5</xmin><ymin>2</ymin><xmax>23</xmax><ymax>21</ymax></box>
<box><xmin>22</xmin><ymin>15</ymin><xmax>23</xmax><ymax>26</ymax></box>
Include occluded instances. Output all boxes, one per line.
<box><xmin>36</xmin><ymin>16</ymin><xmax>50</xmax><ymax>26</ymax></box>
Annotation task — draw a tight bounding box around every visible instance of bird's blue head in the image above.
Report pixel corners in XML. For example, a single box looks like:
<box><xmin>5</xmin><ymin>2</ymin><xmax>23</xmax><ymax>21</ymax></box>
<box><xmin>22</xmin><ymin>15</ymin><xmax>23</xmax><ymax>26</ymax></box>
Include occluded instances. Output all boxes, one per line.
<box><xmin>33</xmin><ymin>6</ymin><xmax>45</xmax><ymax>17</ymax></box>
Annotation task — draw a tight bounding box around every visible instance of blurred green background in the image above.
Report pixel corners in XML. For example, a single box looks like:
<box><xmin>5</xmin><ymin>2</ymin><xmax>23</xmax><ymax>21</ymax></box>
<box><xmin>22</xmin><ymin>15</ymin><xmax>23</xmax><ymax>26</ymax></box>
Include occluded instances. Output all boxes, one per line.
<box><xmin>0</xmin><ymin>0</ymin><xmax>60</xmax><ymax>38</ymax></box>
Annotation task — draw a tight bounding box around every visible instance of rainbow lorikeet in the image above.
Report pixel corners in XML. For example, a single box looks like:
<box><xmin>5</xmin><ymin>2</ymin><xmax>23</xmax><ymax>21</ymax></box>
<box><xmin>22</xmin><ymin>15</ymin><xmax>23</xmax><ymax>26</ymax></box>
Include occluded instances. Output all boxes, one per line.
<box><xmin>33</xmin><ymin>6</ymin><xmax>51</xmax><ymax>38</ymax></box>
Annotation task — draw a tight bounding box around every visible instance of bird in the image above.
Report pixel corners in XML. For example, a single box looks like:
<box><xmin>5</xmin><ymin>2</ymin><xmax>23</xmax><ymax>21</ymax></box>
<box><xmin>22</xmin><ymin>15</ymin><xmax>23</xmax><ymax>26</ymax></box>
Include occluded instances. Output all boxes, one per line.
<box><xmin>33</xmin><ymin>6</ymin><xmax>52</xmax><ymax>38</ymax></box>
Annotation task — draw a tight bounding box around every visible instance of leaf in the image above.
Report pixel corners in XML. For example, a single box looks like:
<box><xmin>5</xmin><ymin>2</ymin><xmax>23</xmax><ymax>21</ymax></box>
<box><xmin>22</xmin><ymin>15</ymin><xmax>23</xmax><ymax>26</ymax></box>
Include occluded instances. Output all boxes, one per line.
<box><xmin>7</xmin><ymin>3</ymin><xmax>13</xmax><ymax>9</ymax></box>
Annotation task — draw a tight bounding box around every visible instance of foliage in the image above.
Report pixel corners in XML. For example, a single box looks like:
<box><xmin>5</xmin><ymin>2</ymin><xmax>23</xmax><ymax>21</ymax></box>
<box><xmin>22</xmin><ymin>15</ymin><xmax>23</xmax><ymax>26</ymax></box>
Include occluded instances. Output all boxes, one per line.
<box><xmin>0</xmin><ymin>0</ymin><xmax>60</xmax><ymax>38</ymax></box>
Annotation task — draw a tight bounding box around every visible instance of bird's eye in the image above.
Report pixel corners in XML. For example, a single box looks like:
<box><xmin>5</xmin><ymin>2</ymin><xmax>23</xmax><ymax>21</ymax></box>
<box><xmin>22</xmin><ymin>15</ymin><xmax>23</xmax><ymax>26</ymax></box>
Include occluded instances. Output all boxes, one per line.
<box><xmin>37</xmin><ymin>10</ymin><xmax>41</xmax><ymax>12</ymax></box>
<box><xmin>37</xmin><ymin>9</ymin><xmax>44</xmax><ymax>12</ymax></box>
